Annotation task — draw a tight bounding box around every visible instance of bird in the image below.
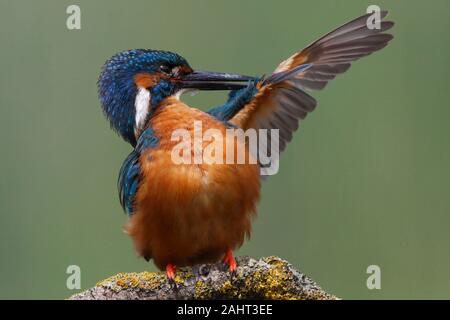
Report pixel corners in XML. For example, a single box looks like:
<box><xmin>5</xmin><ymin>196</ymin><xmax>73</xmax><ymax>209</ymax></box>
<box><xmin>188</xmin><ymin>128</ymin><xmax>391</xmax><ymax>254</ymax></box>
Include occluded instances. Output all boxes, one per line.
<box><xmin>98</xmin><ymin>11</ymin><xmax>394</xmax><ymax>281</ymax></box>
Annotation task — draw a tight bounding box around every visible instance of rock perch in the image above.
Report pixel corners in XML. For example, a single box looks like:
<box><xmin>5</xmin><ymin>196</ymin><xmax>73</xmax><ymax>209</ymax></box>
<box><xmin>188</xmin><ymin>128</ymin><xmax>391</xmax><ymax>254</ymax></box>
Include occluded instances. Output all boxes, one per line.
<box><xmin>70</xmin><ymin>256</ymin><xmax>337</xmax><ymax>300</ymax></box>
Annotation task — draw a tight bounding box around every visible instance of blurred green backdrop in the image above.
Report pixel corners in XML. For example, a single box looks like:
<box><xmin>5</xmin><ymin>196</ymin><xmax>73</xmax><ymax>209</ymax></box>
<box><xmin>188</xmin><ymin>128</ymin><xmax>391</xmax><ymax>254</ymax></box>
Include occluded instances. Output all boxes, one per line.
<box><xmin>0</xmin><ymin>0</ymin><xmax>449</xmax><ymax>299</ymax></box>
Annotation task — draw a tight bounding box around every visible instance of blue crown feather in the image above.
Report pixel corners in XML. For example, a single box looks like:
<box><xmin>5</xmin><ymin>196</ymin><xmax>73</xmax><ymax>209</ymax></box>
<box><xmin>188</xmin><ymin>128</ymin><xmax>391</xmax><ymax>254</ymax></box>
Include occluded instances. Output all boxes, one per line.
<box><xmin>98</xmin><ymin>49</ymin><xmax>188</xmax><ymax>146</ymax></box>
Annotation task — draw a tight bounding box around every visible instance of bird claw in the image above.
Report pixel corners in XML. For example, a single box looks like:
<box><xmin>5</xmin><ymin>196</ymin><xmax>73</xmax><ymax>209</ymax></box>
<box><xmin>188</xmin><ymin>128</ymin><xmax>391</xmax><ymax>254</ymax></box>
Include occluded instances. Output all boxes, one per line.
<box><xmin>223</xmin><ymin>249</ymin><xmax>237</xmax><ymax>275</ymax></box>
<box><xmin>168</xmin><ymin>277</ymin><xmax>178</xmax><ymax>292</ymax></box>
<box><xmin>166</xmin><ymin>263</ymin><xmax>176</xmax><ymax>279</ymax></box>
<box><xmin>166</xmin><ymin>263</ymin><xmax>178</xmax><ymax>288</ymax></box>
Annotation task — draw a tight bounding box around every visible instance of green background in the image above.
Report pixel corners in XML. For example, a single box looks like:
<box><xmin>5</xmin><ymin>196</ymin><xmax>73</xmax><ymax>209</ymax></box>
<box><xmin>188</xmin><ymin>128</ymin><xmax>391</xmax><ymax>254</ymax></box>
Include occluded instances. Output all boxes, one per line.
<box><xmin>0</xmin><ymin>0</ymin><xmax>449</xmax><ymax>299</ymax></box>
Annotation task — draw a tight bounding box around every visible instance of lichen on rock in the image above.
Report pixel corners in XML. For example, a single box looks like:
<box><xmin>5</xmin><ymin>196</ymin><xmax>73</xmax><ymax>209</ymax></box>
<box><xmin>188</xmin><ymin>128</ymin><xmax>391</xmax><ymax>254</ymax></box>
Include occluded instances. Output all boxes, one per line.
<box><xmin>70</xmin><ymin>256</ymin><xmax>337</xmax><ymax>300</ymax></box>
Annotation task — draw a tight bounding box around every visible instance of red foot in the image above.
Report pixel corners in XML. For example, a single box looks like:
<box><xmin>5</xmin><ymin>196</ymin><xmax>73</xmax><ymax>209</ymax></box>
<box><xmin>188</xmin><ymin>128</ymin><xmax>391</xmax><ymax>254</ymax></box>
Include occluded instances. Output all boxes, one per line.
<box><xmin>223</xmin><ymin>249</ymin><xmax>237</xmax><ymax>273</ymax></box>
<box><xmin>166</xmin><ymin>263</ymin><xmax>176</xmax><ymax>281</ymax></box>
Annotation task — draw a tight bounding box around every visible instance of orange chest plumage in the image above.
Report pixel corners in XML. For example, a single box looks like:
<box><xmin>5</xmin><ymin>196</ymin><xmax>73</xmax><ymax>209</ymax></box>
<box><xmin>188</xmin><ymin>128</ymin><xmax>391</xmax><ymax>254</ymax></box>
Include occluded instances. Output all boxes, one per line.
<box><xmin>126</xmin><ymin>97</ymin><xmax>260</xmax><ymax>270</ymax></box>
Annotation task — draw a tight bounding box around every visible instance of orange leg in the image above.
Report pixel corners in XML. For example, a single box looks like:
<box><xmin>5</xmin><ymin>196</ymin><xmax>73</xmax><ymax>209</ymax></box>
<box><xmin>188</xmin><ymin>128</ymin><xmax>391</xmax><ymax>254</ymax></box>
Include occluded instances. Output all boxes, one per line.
<box><xmin>223</xmin><ymin>249</ymin><xmax>237</xmax><ymax>273</ymax></box>
<box><xmin>166</xmin><ymin>263</ymin><xmax>176</xmax><ymax>281</ymax></box>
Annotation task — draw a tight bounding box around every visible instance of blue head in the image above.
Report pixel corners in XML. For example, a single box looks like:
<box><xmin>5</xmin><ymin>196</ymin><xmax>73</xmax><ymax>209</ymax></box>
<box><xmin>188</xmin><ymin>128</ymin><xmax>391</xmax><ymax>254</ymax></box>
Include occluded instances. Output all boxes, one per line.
<box><xmin>98</xmin><ymin>49</ymin><xmax>192</xmax><ymax>145</ymax></box>
<box><xmin>98</xmin><ymin>49</ymin><xmax>255</xmax><ymax>146</ymax></box>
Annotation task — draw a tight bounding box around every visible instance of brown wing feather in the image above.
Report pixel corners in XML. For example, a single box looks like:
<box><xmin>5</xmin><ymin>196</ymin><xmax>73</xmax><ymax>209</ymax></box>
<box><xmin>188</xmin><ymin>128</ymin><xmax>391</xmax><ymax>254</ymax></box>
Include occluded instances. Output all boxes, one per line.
<box><xmin>275</xmin><ymin>11</ymin><xmax>394</xmax><ymax>91</ymax></box>
<box><xmin>231</xmin><ymin>11</ymin><xmax>394</xmax><ymax>162</ymax></box>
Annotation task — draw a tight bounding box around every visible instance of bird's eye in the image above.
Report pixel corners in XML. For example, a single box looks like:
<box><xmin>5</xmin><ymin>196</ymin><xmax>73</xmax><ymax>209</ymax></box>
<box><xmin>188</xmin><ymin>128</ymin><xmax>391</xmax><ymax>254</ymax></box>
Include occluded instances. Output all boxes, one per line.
<box><xmin>159</xmin><ymin>65</ymin><xmax>171</xmax><ymax>74</ymax></box>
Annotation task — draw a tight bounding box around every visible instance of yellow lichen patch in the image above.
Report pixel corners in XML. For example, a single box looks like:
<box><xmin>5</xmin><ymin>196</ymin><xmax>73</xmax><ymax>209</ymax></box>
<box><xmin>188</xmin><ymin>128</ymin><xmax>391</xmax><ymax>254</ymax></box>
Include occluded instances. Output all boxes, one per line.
<box><xmin>95</xmin><ymin>268</ymin><xmax>196</xmax><ymax>293</ymax></box>
<box><xmin>96</xmin><ymin>272</ymin><xmax>126</xmax><ymax>287</ymax></box>
<box><xmin>260</xmin><ymin>257</ymin><xmax>337</xmax><ymax>300</ymax></box>
<box><xmin>174</xmin><ymin>267</ymin><xmax>194</xmax><ymax>284</ymax></box>
<box><xmin>97</xmin><ymin>271</ymin><xmax>161</xmax><ymax>292</ymax></box>
<box><xmin>264</xmin><ymin>264</ymin><xmax>297</xmax><ymax>299</ymax></box>
<box><xmin>194</xmin><ymin>280</ymin><xmax>213</xmax><ymax>299</ymax></box>
<box><xmin>263</xmin><ymin>256</ymin><xmax>286</xmax><ymax>267</ymax></box>
<box><xmin>239</xmin><ymin>258</ymin><xmax>298</xmax><ymax>300</ymax></box>
<box><xmin>136</xmin><ymin>272</ymin><xmax>165</xmax><ymax>290</ymax></box>
<box><xmin>116</xmin><ymin>275</ymin><xmax>139</xmax><ymax>289</ymax></box>
<box><xmin>218</xmin><ymin>280</ymin><xmax>241</xmax><ymax>299</ymax></box>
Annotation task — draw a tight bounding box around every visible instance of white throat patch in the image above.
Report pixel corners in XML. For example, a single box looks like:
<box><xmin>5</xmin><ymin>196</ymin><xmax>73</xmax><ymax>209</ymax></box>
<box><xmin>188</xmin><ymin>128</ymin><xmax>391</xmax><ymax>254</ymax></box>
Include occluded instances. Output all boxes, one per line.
<box><xmin>134</xmin><ymin>87</ymin><xmax>151</xmax><ymax>136</ymax></box>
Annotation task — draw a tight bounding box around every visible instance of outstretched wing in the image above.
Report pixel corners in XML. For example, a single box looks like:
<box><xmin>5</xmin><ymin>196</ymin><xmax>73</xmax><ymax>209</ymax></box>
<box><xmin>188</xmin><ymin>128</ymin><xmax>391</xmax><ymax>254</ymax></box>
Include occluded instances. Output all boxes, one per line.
<box><xmin>230</xmin><ymin>11</ymin><xmax>394</xmax><ymax>156</ymax></box>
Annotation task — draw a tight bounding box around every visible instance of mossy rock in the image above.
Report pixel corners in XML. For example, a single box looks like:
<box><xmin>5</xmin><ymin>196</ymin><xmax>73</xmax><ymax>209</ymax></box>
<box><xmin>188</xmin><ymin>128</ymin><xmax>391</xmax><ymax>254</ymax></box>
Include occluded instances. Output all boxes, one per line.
<box><xmin>70</xmin><ymin>256</ymin><xmax>337</xmax><ymax>300</ymax></box>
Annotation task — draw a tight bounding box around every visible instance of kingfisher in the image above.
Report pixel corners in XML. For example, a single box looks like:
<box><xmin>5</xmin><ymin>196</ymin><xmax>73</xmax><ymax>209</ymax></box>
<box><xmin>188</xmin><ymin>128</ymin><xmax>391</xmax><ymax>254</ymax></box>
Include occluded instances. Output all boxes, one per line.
<box><xmin>98</xmin><ymin>12</ymin><xmax>393</xmax><ymax>281</ymax></box>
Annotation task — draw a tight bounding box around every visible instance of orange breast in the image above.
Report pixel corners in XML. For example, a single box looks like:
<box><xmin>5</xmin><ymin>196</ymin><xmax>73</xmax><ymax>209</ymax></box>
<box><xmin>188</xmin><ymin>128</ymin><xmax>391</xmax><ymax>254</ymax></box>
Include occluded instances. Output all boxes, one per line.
<box><xmin>126</xmin><ymin>97</ymin><xmax>260</xmax><ymax>269</ymax></box>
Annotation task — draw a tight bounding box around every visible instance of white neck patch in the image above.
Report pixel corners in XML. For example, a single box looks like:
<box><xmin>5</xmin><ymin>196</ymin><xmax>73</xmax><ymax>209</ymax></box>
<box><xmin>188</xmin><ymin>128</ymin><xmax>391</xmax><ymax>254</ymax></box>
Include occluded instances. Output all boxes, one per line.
<box><xmin>134</xmin><ymin>87</ymin><xmax>151</xmax><ymax>136</ymax></box>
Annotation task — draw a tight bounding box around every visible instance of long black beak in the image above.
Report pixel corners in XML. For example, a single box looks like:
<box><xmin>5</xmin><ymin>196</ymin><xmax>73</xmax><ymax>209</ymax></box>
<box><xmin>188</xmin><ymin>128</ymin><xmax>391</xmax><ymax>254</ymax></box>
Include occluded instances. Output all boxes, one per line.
<box><xmin>179</xmin><ymin>70</ymin><xmax>255</xmax><ymax>90</ymax></box>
